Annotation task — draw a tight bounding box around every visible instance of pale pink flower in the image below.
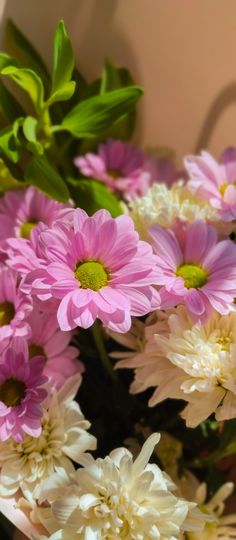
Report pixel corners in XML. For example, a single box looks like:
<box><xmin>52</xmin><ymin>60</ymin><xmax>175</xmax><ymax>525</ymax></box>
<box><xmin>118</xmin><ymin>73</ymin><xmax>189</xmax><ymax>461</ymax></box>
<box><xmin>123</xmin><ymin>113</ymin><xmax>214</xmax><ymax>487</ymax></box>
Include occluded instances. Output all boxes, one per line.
<box><xmin>74</xmin><ymin>138</ymin><xmax>150</xmax><ymax>199</ymax></box>
<box><xmin>0</xmin><ymin>186</ymin><xmax>72</xmax><ymax>248</ymax></box>
<box><xmin>144</xmin><ymin>155</ymin><xmax>186</xmax><ymax>187</ymax></box>
<box><xmin>185</xmin><ymin>147</ymin><xmax>236</xmax><ymax>221</ymax></box>
<box><xmin>0</xmin><ymin>266</ymin><xmax>32</xmax><ymax>341</ymax></box>
<box><xmin>25</xmin><ymin>303</ymin><xmax>83</xmax><ymax>388</ymax></box>
<box><xmin>23</xmin><ymin>209</ymin><xmax>160</xmax><ymax>333</ymax></box>
<box><xmin>0</xmin><ymin>340</ymin><xmax>47</xmax><ymax>442</ymax></box>
<box><xmin>149</xmin><ymin>220</ymin><xmax>236</xmax><ymax>323</ymax></box>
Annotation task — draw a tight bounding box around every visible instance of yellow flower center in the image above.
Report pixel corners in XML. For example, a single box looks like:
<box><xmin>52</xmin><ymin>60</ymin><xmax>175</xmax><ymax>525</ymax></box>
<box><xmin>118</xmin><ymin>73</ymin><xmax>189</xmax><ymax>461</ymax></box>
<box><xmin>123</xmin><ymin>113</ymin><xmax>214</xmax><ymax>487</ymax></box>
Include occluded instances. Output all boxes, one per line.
<box><xmin>0</xmin><ymin>378</ymin><xmax>26</xmax><ymax>407</ymax></box>
<box><xmin>74</xmin><ymin>261</ymin><xmax>108</xmax><ymax>291</ymax></box>
<box><xmin>19</xmin><ymin>220</ymin><xmax>38</xmax><ymax>239</ymax></box>
<box><xmin>217</xmin><ymin>331</ymin><xmax>234</xmax><ymax>352</ymax></box>
<box><xmin>28</xmin><ymin>344</ymin><xmax>45</xmax><ymax>359</ymax></box>
<box><xmin>219</xmin><ymin>182</ymin><xmax>236</xmax><ymax>195</ymax></box>
<box><xmin>0</xmin><ymin>302</ymin><xmax>15</xmax><ymax>326</ymax></box>
<box><xmin>176</xmin><ymin>264</ymin><xmax>208</xmax><ymax>289</ymax></box>
<box><xmin>108</xmin><ymin>168</ymin><xmax>123</xmax><ymax>179</ymax></box>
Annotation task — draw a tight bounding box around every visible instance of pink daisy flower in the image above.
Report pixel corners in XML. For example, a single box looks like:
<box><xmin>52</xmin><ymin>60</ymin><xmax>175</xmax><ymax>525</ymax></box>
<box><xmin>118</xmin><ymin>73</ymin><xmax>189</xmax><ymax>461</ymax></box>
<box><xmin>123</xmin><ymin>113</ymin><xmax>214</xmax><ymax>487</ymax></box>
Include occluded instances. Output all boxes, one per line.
<box><xmin>144</xmin><ymin>155</ymin><xmax>186</xmax><ymax>187</ymax></box>
<box><xmin>0</xmin><ymin>186</ymin><xmax>72</xmax><ymax>247</ymax></box>
<box><xmin>74</xmin><ymin>138</ymin><xmax>150</xmax><ymax>199</ymax></box>
<box><xmin>25</xmin><ymin>303</ymin><xmax>83</xmax><ymax>388</ymax></box>
<box><xmin>185</xmin><ymin>147</ymin><xmax>236</xmax><ymax>221</ymax></box>
<box><xmin>23</xmin><ymin>209</ymin><xmax>160</xmax><ymax>333</ymax></box>
<box><xmin>0</xmin><ymin>266</ymin><xmax>32</xmax><ymax>341</ymax></box>
<box><xmin>5</xmin><ymin>224</ymin><xmax>48</xmax><ymax>276</ymax></box>
<box><xmin>0</xmin><ymin>340</ymin><xmax>47</xmax><ymax>441</ymax></box>
<box><xmin>149</xmin><ymin>220</ymin><xmax>236</xmax><ymax>323</ymax></box>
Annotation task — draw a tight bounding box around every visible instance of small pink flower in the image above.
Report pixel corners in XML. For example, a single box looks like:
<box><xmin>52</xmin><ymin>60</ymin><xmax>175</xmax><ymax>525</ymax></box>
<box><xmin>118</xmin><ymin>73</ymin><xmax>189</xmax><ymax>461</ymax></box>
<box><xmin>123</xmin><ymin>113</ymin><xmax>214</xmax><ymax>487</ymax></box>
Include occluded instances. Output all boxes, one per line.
<box><xmin>23</xmin><ymin>209</ymin><xmax>160</xmax><ymax>333</ymax></box>
<box><xmin>74</xmin><ymin>138</ymin><xmax>150</xmax><ymax>199</ymax></box>
<box><xmin>25</xmin><ymin>302</ymin><xmax>83</xmax><ymax>388</ymax></box>
<box><xmin>0</xmin><ymin>186</ymin><xmax>72</xmax><ymax>248</ymax></box>
<box><xmin>144</xmin><ymin>155</ymin><xmax>186</xmax><ymax>187</ymax></box>
<box><xmin>5</xmin><ymin>223</ymin><xmax>48</xmax><ymax>276</ymax></box>
<box><xmin>0</xmin><ymin>266</ymin><xmax>32</xmax><ymax>341</ymax></box>
<box><xmin>149</xmin><ymin>220</ymin><xmax>236</xmax><ymax>323</ymax></box>
<box><xmin>0</xmin><ymin>340</ymin><xmax>47</xmax><ymax>441</ymax></box>
<box><xmin>185</xmin><ymin>147</ymin><xmax>236</xmax><ymax>221</ymax></box>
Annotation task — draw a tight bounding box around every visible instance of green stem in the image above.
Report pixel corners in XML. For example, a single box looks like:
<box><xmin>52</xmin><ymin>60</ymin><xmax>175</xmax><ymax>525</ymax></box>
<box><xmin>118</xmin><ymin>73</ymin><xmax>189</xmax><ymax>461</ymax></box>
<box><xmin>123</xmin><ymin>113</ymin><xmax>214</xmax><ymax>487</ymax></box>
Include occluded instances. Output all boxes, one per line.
<box><xmin>92</xmin><ymin>320</ymin><xmax>117</xmax><ymax>381</ymax></box>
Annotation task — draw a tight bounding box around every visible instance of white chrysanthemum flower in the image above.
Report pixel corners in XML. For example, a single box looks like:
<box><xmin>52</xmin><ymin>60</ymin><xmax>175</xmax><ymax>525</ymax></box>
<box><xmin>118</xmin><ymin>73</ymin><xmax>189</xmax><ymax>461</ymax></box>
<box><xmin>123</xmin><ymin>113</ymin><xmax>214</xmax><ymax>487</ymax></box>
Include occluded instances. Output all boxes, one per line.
<box><xmin>0</xmin><ymin>374</ymin><xmax>96</xmax><ymax>504</ymax></box>
<box><xmin>184</xmin><ymin>482</ymin><xmax>236</xmax><ymax>539</ymax></box>
<box><xmin>35</xmin><ymin>433</ymin><xmax>203</xmax><ymax>540</ymax></box>
<box><xmin>115</xmin><ymin>307</ymin><xmax>236</xmax><ymax>427</ymax></box>
<box><xmin>130</xmin><ymin>182</ymin><xmax>218</xmax><ymax>239</ymax></box>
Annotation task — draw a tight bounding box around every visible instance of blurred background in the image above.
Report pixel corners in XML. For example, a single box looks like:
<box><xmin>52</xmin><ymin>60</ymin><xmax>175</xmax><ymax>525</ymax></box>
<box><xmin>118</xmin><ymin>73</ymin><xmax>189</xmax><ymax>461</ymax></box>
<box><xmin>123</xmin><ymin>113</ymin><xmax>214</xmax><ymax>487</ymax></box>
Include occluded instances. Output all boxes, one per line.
<box><xmin>1</xmin><ymin>0</ymin><xmax>236</xmax><ymax>164</ymax></box>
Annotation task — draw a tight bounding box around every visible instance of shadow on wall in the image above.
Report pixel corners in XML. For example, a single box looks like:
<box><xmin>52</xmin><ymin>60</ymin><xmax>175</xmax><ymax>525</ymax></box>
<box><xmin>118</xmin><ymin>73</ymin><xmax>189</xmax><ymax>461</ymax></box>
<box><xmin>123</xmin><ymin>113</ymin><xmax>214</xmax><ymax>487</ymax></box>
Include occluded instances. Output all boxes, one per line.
<box><xmin>195</xmin><ymin>82</ymin><xmax>236</xmax><ymax>153</ymax></box>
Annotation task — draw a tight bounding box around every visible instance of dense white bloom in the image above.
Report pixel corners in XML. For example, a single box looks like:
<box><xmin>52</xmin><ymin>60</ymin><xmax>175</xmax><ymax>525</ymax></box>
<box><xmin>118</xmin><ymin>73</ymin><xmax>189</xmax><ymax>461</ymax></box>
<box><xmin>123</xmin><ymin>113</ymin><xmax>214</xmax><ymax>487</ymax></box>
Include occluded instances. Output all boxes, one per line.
<box><xmin>35</xmin><ymin>433</ymin><xmax>202</xmax><ymax>540</ymax></box>
<box><xmin>130</xmin><ymin>182</ymin><xmax>217</xmax><ymax>239</ymax></box>
<box><xmin>0</xmin><ymin>374</ymin><xmax>96</xmax><ymax>504</ymax></box>
<box><xmin>115</xmin><ymin>307</ymin><xmax>236</xmax><ymax>427</ymax></box>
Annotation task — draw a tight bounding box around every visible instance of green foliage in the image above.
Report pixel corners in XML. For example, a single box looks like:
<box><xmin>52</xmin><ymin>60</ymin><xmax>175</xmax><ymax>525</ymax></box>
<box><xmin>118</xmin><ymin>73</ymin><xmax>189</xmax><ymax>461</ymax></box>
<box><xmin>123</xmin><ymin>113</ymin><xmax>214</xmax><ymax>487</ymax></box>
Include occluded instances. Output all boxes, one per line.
<box><xmin>68</xmin><ymin>178</ymin><xmax>123</xmax><ymax>217</ymax></box>
<box><xmin>25</xmin><ymin>154</ymin><xmax>69</xmax><ymax>202</ymax></box>
<box><xmin>0</xmin><ymin>158</ymin><xmax>23</xmax><ymax>193</ymax></box>
<box><xmin>0</xmin><ymin>79</ymin><xmax>24</xmax><ymax>123</ymax></box>
<box><xmin>48</xmin><ymin>20</ymin><xmax>75</xmax><ymax>106</ymax></box>
<box><xmin>60</xmin><ymin>86</ymin><xmax>143</xmax><ymax>138</ymax></box>
<box><xmin>0</xmin><ymin>124</ymin><xmax>20</xmax><ymax>162</ymax></box>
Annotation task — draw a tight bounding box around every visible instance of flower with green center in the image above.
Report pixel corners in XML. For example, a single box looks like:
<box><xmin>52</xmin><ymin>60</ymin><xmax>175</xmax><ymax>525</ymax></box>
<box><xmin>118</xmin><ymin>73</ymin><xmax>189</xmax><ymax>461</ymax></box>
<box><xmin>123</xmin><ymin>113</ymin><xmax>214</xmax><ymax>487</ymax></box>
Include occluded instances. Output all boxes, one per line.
<box><xmin>74</xmin><ymin>261</ymin><xmax>108</xmax><ymax>291</ymax></box>
<box><xmin>0</xmin><ymin>378</ymin><xmax>26</xmax><ymax>407</ymax></box>
<box><xmin>0</xmin><ymin>302</ymin><xmax>15</xmax><ymax>327</ymax></box>
<box><xmin>19</xmin><ymin>220</ymin><xmax>38</xmax><ymax>239</ymax></box>
<box><xmin>149</xmin><ymin>219</ymin><xmax>236</xmax><ymax>323</ymax></box>
<box><xmin>176</xmin><ymin>264</ymin><xmax>208</xmax><ymax>289</ymax></box>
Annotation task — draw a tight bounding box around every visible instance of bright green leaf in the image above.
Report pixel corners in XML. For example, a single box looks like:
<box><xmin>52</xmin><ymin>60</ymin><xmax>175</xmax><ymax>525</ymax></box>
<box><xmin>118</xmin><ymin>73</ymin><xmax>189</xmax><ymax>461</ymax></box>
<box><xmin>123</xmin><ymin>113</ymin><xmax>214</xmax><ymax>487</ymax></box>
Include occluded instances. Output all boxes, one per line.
<box><xmin>23</xmin><ymin>116</ymin><xmax>43</xmax><ymax>155</ymax></box>
<box><xmin>5</xmin><ymin>19</ymin><xmax>51</xmax><ymax>95</ymax></box>
<box><xmin>69</xmin><ymin>178</ymin><xmax>123</xmax><ymax>217</ymax></box>
<box><xmin>25</xmin><ymin>154</ymin><xmax>70</xmax><ymax>202</ymax></box>
<box><xmin>1</xmin><ymin>66</ymin><xmax>44</xmax><ymax>115</ymax></box>
<box><xmin>59</xmin><ymin>86</ymin><xmax>143</xmax><ymax>138</ymax></box>
<box><xmin>100</xmin><ymin>59</ymin><xmax>121</xmax><ymax>94</ymax></box>
<box><xmin>47</xmin><ymin>81</ymin><xmax>76</xmax><ymax>106</ymax></box>
<box><xmin>0</xmin><ymin>52</ymin><xmax>18</xmax><ymax>70</ymax></box>
<box><xmin>51</xmin><ymin>20</ymin><xmax>74</xmax><ymax>96</ymax></box>
<box><xmin>0</xmin><ymin>125</ymin><xmax>20</xmax><ymax>162</ymax></box>
<box><xmin>0</xmin><ymin>158</ymin><xmax>24</xmax><ymax>194</ymax></box>
<box><xmin>0</xmin><ymin>79</ymin><xmax>25</xmax><ymax>122</ymax></box>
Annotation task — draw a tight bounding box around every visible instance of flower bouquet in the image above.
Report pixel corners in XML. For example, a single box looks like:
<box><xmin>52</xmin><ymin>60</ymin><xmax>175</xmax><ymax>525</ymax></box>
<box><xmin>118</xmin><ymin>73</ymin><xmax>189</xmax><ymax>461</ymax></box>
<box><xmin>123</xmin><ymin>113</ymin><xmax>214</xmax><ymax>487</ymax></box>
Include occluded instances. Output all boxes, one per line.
<box><xmin>0</xmin><ymin>19</ymin><xmax>236</xmax><ymax>540</ymax></box>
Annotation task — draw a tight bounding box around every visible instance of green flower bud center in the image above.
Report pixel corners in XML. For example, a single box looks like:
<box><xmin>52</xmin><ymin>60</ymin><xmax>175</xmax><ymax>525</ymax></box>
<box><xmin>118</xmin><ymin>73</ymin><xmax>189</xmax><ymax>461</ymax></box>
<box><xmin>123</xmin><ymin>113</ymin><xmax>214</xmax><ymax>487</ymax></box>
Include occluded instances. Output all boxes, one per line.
<box><xmin>20</xmin><ymin>220</ymin><xmax>38</xmax><ymax>239</ymax></box>
<box><xmin>0</xmin><ymin>302</ymin><xmax>15</xmax><ymax>326</ymax></box>
<box><xmin>108</xmin><ymin>168</ymin><xmax>123</xmax><ymax>179</ymax></box>
<box><xmin>29</xmin><ymin>344</ymin><xmax>45</xmax><ymax>359</ymax></box>
<box><xmin>74</xmin><ymin>261</ymin><xmax>108</xmax><ymax>291</ymax></box>
<box><xmin>176</xmin><ymin>264</ymin><xmax>208</xmax><ymax>289</ymax></box>
<box><xmin>0</xmin><ymin>378</ymin><xmax>26</xmax><ymax>407</ymax></box>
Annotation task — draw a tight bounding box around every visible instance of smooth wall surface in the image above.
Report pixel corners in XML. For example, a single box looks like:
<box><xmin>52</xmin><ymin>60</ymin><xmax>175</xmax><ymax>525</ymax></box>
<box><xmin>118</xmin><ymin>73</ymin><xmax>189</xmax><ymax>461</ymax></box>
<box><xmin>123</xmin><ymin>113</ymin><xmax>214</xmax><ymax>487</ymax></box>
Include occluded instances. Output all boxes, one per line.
<box><xmin>1</xmin><ymin>0</ymin><xmax>236</xmax><ymax>164</ymax></box>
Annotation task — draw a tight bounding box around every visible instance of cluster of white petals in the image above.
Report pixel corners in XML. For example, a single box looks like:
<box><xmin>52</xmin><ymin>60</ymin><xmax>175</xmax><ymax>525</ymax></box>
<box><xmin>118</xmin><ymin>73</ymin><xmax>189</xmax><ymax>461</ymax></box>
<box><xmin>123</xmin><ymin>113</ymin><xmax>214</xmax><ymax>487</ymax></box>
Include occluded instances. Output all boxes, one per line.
<box><xmin>114</xmin><ymin>307</ymin><xmax>236</xmax><ymax>427</ymax></box>
<box><xmin>0</xmin><ymin>374</ymin><xmax>96</xmax><ymax>504</ymax></box>
<box><xmin>129</xmin><ymin>182</ymin><xmax>217</xmax><ymax>239</ymax></box>
<box><xmin>33</xmin><ymin>433</ymin><xmax>204</xmax><ymax>540</ymax></box>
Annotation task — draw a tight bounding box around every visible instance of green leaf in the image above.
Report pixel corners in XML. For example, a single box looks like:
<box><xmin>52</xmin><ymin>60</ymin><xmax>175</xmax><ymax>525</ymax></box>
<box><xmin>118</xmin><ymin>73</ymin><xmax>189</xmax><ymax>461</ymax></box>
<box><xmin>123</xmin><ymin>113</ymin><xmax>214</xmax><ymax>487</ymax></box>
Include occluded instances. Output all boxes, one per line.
<box><xmin>0</xmin><ymin>52</ymin><xmax>18</xmax><ymax>70</ymax></box>
<box><xmin>1</xmin><ymin>66</ymin><xmax>44</xmax><ymax>115</ymax></box>
<box><xmin>25</xmin><ymin>154</ymin><xmax>70</xmax><ymax>202</ymax></box>
<box><xmin>0</xmin><ymin>158</ymin><xmax>24</xmax><ymax>194</ymax></box>
<box><xmin>100</xmin><ymin>59</ymin><xmax>121</xmax><ymax>94</ymax></box>
<box><xmin>60</xmin><ymin>86</ymin><xmax>143</xmax><ymax>138</ymax></box>
<box><xmin>0</xmin><ymin>79</ymin><xmax>25</xmax><ymax>122</ymax></box>
<box><xmin>5</xmin><ymin>19</ymin><xmax>51</xmax><ymax>95</ymax></box>
<box><xmin>23</xmin><ymin>116</ymin><xmax>43</xmax><ymax>155</ymax></box>
<box><xmin>51</xmin><ymin>20</ymin><xmax>74</xmax><ymax>96</ymax></box>
<box><xmin>0</xmin><ymin>125</ymin><xmax>20</xmax><ymax>162</ymax></box>
<box><xmin>47</xmin><ymin>81</ymin><xmax>76</xmax><ymax>106</ymax></box>
<box><xmin>68</xmin><ymin>178</ymin><xmax>123</xmax><ymax>217</ymax></box>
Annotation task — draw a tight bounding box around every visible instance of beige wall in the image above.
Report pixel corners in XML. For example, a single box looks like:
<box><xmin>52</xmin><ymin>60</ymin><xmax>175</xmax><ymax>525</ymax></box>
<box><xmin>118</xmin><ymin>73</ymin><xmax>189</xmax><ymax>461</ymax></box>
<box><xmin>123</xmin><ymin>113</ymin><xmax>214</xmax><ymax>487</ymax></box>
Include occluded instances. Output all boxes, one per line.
<box><xmin>1</xmin><ymin>0</ymin><xmax>236</xmax><ymax>165</ymax></box>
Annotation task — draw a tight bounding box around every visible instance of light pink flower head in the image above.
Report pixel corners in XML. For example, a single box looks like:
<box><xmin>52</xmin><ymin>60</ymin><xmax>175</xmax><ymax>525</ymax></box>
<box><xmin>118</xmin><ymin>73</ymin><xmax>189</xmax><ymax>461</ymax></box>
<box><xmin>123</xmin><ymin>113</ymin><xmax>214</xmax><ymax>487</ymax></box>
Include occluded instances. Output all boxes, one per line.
<box><xmin>185</xmin><ymin>147</ymin><xmax>236</xmax><ymax>221</ymax></box>
<box><xmin>0</xmin><ymin>266</ymin><xmax>32</xmax><ymax>342</ymax></box>
<box><xmin>149</xmin><ymin>220</ymin><xmax>236</xmax><ymax>323</ymax></box>
<box><xmin>0</xmin><ymin>340</ymin><xmax>48</xmax><ymax>441</ymax></box>
<box><xmin>144</xmin><ymin>155</ymin><xmax>186</xmax><ymax>187</ymax></box>
<box><xmin>74</xmin><ymin>138</ymin><xmax>150</xmax><ymax>199</ymax></box>
<box><xmin>0</xmin><ymin>186</ymin><xmax>72</xmax><ymax>247</ymax></box>
<box><xmin>26</xmin><ymin>302</ymin><xmax>83</xmax><ymax>388</ymax></box>
<box><xmin>23</xmin><ymin>209</ymin><xmax>160</xmax><ymax>333</ymax></box>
